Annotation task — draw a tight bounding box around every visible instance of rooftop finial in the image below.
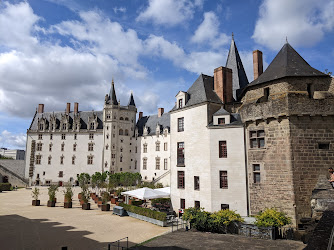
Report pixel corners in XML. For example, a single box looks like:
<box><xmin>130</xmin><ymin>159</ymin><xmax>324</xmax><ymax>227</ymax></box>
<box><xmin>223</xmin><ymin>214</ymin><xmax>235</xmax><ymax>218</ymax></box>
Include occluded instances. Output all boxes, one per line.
<box><xmin>286</xmin><ymin>36</ymin><xmax>288</xmax><ymax>43</ymax></box>
<box><xmin>112</xmin><ymin>77</ymin><xmax>114</xmax><ymax>86</ymax></box>
<box><xmin>232</xmin><ymin>32</ymin><xmax>234</xmax><ymax>41</ymax></box>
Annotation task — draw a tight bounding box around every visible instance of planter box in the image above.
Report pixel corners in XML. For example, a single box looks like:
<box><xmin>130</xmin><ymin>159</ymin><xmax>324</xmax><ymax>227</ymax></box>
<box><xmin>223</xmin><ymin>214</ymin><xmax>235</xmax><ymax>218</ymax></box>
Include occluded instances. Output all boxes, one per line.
<box><xmin>47</xmin><ymin>200</ymin><xmax>56</xmax><ymax>207</ymax></box>
<box><xmin>82</xmin><ymin>203</ymin><xmax>90</xmax><ymax>210</ymax></box>
<box><xmin>111</xmin><ymin>198</ymin><xmax>117</xmax><ymax>204</ymax></box>
<box><xmin>64</xmin><ymin>202</ymin><xmax>72</xmax><ymax>208</ymax></box>
<box><xmin>126</xmin><ymin>211</ymin><xmax>167</xmax><ymax>227</ymax></box>
<box><xmin>239</xmin><ymin>223</ymin><xmax>274</xmax><ymax>240</ymax></box>
<box><xmin>80</xmin><ymin>200</ymin><xmax>85</xmax><ymax>205</ymax></box>
<box><xmin>97</xmin><ymin>200</ymin><xmax>103</xmax><ymax>207</ymax></box>
<box><xmin>32</xmin><ymin>200</ymin><xmax>40</xmax><ymax>206</ymax></box>
<box><xmin>101</xmin><ymin>204</ymin><xmax>110</xmax><ymax>211</ymax></box>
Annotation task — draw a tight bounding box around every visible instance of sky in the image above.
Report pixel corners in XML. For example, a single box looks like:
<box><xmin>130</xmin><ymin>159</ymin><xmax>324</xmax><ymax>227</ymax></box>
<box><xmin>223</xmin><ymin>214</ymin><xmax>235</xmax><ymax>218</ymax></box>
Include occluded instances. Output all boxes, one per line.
<box><xmin>0</xmin><ymin>0</ymin><xmax>333</xmax><ymax>149</ymax></box>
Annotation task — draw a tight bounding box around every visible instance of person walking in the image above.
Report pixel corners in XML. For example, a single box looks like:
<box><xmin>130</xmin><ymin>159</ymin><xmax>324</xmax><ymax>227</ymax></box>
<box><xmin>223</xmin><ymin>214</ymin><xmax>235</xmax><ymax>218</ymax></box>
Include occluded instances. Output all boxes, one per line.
<box><xmin>328</xmin><ymin>168</ymin><xmax>334</xmax><ymax>189</ymax></box>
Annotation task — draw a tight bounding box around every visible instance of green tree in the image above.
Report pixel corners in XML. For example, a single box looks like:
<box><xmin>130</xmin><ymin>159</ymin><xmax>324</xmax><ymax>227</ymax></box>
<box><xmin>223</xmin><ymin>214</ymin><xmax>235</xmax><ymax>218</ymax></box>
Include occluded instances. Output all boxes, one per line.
<box><xmin>255</xmin><ymin>208</ymin><xmax>291</xmax><ymax>228</ymax></box>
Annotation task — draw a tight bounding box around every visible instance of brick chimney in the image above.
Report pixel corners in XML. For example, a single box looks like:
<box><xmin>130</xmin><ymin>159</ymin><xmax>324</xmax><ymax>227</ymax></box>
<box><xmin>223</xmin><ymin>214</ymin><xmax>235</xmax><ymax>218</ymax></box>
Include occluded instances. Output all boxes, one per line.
<box><xmin>74</xmin><ymin>102</ymin><xmax>79</xmax><ymax>114</ymax></box>
<box><xmin>66</xmin><ymin>103</ymin><xmax>71</xmax><ymax>114</ymax></box>
<box><xmin>38</xmin><ymin>104</ymin><xmax>44</xmax><ymax>113</ymax></box>
<box><xmin>253</xmin><ymin>50</ymin><xmax>263</xmax><ymax>80</ymax></box>
<box><xmin>158</xmin><ymin>108</ymin><xmax>164</xmax><ymax>117</ymax></box>
<box><xmin>139</xmin><ymin>112</ymin><xmax>143</xmax><ymax>120</ymax></box>
<box><xmin>214</xmin><ymin>66</ymin><xmax>233</xmax><ymax>103</ymax></box>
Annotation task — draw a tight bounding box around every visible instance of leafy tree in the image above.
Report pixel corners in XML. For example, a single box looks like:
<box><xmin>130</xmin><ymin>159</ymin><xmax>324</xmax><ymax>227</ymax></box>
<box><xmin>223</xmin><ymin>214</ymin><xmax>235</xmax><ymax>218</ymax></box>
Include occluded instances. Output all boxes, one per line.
<box><xmin>255</xmin><ymin>208</ymin><xmax>291</xmax><ymax>228</ymax></box>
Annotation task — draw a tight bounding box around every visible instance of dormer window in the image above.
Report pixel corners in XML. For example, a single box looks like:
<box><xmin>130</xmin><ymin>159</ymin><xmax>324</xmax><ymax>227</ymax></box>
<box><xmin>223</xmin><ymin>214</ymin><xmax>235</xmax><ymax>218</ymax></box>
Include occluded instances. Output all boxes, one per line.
<box><xmin>39</xmin><ymin>123</ymin><xmax>44</xmax><ymax>130</ymax></box>
<box><xmin>62</xmin><ymin>123</ymin><xmax>67</xmax><ymax>130</ymax></box>
<box><xmin>90</xmin><ymin>122</ymin><xmax>95</xmax><ymax>130</ymax></box>
<box><xmin>179</xmin><ymin>99</ymin><xmax>183</xmax><ymax>108</ymax></box>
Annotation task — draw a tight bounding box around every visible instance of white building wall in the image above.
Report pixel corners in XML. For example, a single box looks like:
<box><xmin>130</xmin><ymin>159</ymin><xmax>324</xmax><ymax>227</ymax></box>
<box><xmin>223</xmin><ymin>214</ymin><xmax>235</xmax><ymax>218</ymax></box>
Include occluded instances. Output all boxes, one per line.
<box><xmin>209</xmin><ymin>126</ymin><xmax>248</xmax><ymax>216</ymax></box>
<box><xmin>25</xmin><ymin>131</ymin><xmax>103</xmax><ymax>185</ymax></box>
<box><xmin>170</xmin><ymin>104</ymin><xmax>212</xmax><ymax>212</ymax></box>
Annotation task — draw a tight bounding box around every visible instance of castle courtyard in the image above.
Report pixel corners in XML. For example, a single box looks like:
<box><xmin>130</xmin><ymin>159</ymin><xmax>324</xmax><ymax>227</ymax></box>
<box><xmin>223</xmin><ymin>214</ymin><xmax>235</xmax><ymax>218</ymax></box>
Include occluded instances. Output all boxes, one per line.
<box><xmin>0</xmin><ymin>187</ymin><xmax>170</xmax><ymax>250</ymax></box>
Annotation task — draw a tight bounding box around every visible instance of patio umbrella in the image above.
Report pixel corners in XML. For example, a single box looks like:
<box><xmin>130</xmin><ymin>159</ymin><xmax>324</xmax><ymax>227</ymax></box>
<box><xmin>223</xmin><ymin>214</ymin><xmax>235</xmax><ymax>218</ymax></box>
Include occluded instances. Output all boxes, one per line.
<box><xmin>154</xmin><ymin>187</ymin><xmax>170</xmax><ymax>196</ymax></box>
<box><xmin>121</xmin><ymin>187</ymin><xmax>168</xmax><ymax>200</ymax></box>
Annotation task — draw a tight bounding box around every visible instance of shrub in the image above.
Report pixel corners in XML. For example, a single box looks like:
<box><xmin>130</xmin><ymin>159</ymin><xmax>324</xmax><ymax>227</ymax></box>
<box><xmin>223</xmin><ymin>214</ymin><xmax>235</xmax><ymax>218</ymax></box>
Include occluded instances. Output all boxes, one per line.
<box><xmin>63</xmin><ymin>185</ymin><xmax>73</xmax><ymax>202</ymax></box>
<box><xmin>101</xmin><ymin>191</ymin><xmax>110</xmax><ymax>204</ymax></box>
<box><xmin>31</xmin><ymin>187</ymin><xmax>40</xmax><ymax>200</ymax></box>
<box><xmin>0</xmin><ymin>183</ymin><xmax>11</xmax><ymax>191</ymax></box>
<box><xmin>131</xmin><ymin>200</ymin><xmax>143</xmax><ymax>206</ymax></box>
<box><xmin>81</xmin><ymin>184</ymin><xmax>90</xmax><ymax>204</ymax></box>
<box><xmin>151</xmin><ymin>198</ymin><xmax>170</xmax><ymax>206</ymax></box>
<box><xmin>210</xmin><ymin>209</ymin><xmax>244</xmax><ymax>233</ymax></box>
<box><xmin>255</xmin><ymin>208</ymin><xmax>291</xmax><ymax>228</ymax></box>
<box><xmin>119</xmin><ymin>203</ymin><xmax>167</xmax><ymax>222</ymax></box>
<box><xmin>48</xmin><ymin>184</ymin><xmax>58</xmax><ymax>201</ymax></box>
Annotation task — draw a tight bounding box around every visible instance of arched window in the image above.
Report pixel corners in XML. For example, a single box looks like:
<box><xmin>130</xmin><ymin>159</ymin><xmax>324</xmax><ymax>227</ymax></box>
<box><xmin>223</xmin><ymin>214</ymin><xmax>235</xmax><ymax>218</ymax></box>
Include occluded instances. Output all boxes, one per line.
<box><xmin>120</xmin><ymin>117</ymin><xmax>124</xmax><ymax>120</ymax></box>
<box><xmin>125</xmin><ymin>129</ymin><xmax>129</xmax><ymax>136</ymax></box>
<box><xmin>125</xmin><ymin>117</ymin><xmax>129</xmax><ymax>121</ymax></box>
<box><xmin>119</xmin><ymin>129</ymin><xmax>123</xmax><ymax>135</ymax></box>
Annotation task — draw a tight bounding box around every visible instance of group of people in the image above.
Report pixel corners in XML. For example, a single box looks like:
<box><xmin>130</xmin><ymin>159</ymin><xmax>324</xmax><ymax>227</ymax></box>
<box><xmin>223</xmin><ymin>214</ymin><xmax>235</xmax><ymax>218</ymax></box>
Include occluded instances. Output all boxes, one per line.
<box><xmin>329</xmin><ymin>167</ymin><xmax>334</xmax><ymax>189</ymax></box>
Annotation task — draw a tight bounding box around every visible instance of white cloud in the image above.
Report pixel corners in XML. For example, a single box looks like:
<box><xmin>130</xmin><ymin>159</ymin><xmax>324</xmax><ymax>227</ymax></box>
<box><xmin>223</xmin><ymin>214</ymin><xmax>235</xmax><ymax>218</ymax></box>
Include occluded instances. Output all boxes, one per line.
<box><xmin>253</xmin><ymin>0</ymin><xmax>334</xmax><ymax>50</ymax></box>
<box><xmin>113</xmin><ymin>7</ymin><xmax>126</xmax><ymax>14</ymax></box>
<box><xmin>0</xmin><ymin>130</ymin><xmax>26</xmax><ymax>149</ymax></box>
<box><xmin>137</xmin><ymin>0</ymin><xmax>203</xmax><ymax>26</ymax></box>
<box><xmin>191</xmin><ymin>12</ymin><xmax>229</xmax><ymax>49</ymax></box>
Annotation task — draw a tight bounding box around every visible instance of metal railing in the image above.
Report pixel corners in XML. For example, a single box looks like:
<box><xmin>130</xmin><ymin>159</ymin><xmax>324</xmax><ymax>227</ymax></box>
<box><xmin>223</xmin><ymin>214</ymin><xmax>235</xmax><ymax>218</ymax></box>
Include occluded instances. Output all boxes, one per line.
<box><xmin>108</xmin><ymin>236</ymin><xmax>129</xmax><ymax>250</ymax></box>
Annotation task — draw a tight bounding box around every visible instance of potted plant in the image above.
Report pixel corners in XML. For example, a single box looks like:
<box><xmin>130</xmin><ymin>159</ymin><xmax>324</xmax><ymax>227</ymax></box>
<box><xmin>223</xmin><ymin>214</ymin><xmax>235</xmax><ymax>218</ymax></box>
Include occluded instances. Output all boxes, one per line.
<box><xmin>31</xmin><ymin>187</ymin><xmax>40</xmax><ymax>206</ymax></box>
<box><xmin>81</xmin><ymin>184</ymin><xmax>91</xmax><ymax>210</ymax></box>
<box><xmin>101</xmin><ymin>192</ymin><xmax>110</xmax><ymax>211</ymax></box>
<box><xmin>63</xmin><ymin>185</ymin><xmax>73</xmax><ymax>208</ymax></box>
<box><xmin>47</xmin><ymin>184</ymin><xmax>58</xmax><ymax>207</ymax></box>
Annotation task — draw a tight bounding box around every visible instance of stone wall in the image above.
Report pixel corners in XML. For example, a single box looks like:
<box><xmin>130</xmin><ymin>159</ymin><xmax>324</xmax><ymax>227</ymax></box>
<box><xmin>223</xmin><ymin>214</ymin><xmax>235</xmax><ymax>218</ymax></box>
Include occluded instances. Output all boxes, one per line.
<box><xmin>0</xmin><ymin>160</ymin><xmax>28</xmax><ymax>186</ymax></box>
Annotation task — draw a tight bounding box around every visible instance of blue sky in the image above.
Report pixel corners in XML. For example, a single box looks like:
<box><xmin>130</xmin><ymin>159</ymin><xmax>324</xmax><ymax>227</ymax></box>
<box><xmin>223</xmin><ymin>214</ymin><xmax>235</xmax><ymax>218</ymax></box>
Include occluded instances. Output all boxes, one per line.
<box><xmin>0</xmin><ymin>0</ymin><xmax>333</xmax><ymax>149</ymax></box>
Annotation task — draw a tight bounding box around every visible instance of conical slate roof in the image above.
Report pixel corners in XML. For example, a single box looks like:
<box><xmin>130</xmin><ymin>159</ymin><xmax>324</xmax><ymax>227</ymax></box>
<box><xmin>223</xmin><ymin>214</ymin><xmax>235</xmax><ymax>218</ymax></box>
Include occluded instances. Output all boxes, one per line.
<box><xmin>108</xmin><ymin>80</ymin><xmax>118</xmax><ymax>105</ymax></box>
<box><xmin>249</xmin><ymin>43</ymin><xmax>327</xmax><ymax>87</ymax></box>
<box><xmin>128</xmin><ymin>92</ymin><xmax>136</xmax><ymax>106</ymax></box>
<box><xmin>226</xmin><ymin>36</ymin><xmax>249</xmax><ymax>100</ymax></box>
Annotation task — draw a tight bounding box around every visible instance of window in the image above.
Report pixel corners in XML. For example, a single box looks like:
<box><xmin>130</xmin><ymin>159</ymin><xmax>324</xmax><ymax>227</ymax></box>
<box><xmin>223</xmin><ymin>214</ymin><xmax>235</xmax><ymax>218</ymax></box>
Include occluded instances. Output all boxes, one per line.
<box><xmin>73</xmin><ymin>144</ymin><xmax>77</xmax><ymax>151</ymax></box>
<box><xmin>62</xmin><ymin>123</ymin><xmax>67</xmax><ymax>130</ymax></box>
<box><xmin>156</xmin><ymin>141</ymin><xmax>160</xmax><ymax>151</ymax></box>
<box><xmin>89</xmin><ymin>133</ymin><xmax>94</xmax><ymax>140</ymax></box>
<box><xmin>178</xmin><ymin>117</ymin><xmax>184</xmax><ymax>132</ymax></box>
<box><xmin>112</xmin><ymin>154</ymin><xmax>116</xmax><ymax>159</ymax></box>
<box><xmin>48</xmin><ymin>156</ymin><xmax>51</xmax><ymax>165</ymax></box>
<box><xmin>143</xmin><ymin>158</ymin><xmax>147</xmax><ymax>170</ymax></box>
<box><xmin>221</xmin><ymin>204</ymin><xmax>229</xmax><ymax>210</ymax></box>
<box><xmin>177</xmin><ymin>142</ymin><xmax>185</xmax><ymax>166</ymax></box>
<box><xmin>37</xmin><ymin>174</ymin><xmax>40</xmax><ymax>178</ymax></box>
<box><xmin>180</xmin><ymin>198</ymin><xmax>185</xmax><ymax>209</ymax></box>
<box><xmin>253</xmin><ymin>164</ymin><xmax>261</xmax><ymax>183</ymax></box>
<box><xmin>38</xmin><ymin>134</ymin><xmax>42</xmax><ymax>140</ymax></box>
<box><xmin>195</xmin><ymin>201</ymin><xmax>200</xmax><ymax>208</ymax></box>
<box><xmin>61</xmin><ymin>143</ymin><xmax>65</xmax><ymax>151</ymax></box>
<box><xmin>125</xmin><ymin>117</ymin><xmax>129</xmax><ymax>121</ymax></box>
<box><xmin>220</xmin><ymin>171</ymin><xmax>228</xmax><ymax>189</ymax></box>
<box><xmin>59</xmin><ymin>171</ymin><xmax>63</xmax><ymax>177</ymax></box>
<box><xmin>250</xmin><ymin>130</ymin><xmax>265</xmax><ymax>148</ymax></box>
<box><xmin>178</xmin><ymin>171</ymin><xmax>185</xmax><ymax>189</ymax></box>
<box><xmin>120</xmin><ymin>117</ymin><xmax>124</xmax><ymax>120</ymax></box>
<box><xmin>88</xmin><ymin>143</ymin><xmax>94</xmax><ymax>151</ymax></box>
<box><xmin>194</xmin><ymin>176</ymin><xmax>200</xmax><ymax>190</ymax></box>
<box><xmin>72</xmin><ymin>156</ymin><xmax>75</xmax><ymax>165</ymax></box>
<box><xmin>264</xmin><ymin>87</ymin><xmax>270</xmax><ymax>102</ymax></box>
<box><xmin>156</xmin><ymin>158</ymin><xmax>160</xmax><ymax>170</ymax></box>
<box><xmin>49</xmin><ymin>143</ymin><xmax>52</xmax><ymax>152</ymax></box>
<box><xmin>179</xmin><ymin>99</ymin><xmax>183</xmax><ymax>109</ymax></box>
<box><xmin>43</xmin><ymin>171</ymin><xmax>45</xmax><ymax>176</ymax></box>
<box><xmin>51</xmin><ymin>124</ymin><xmax>54</xmax><ymax>131</ymax></box>
<box><xmin>39</xmin><ymin>123</ymin><xmax>44</xmax><ymax>130</ymax></box>
<box><xmin>105</xmin><ymin>162</ymin><xmax>108</xmax><ymax>168</ymax></box>
<box><xmin>36</xmin><ymin>155</ymin><xmax>42</xmax><ymax>165</ymax></box>
<box><xmin>307</xmin><ymin>84</ymin><xmax>314</xmax><ymax>98</ymax></box>
<box><xmin>135</xmin><ymin>146</ymin><xmax>137</xmax><ymax>153</ymax></box>
<box><xmin>107</xmin><ymin>126</ymin><xmax>109</xmax><ymax>130</ymax></box>
<box><xmin>90</xmin><ymin>122</ymin><xmax>95</xmax><ymax>130</ymax></box>
<box><xmin>164</xmin><ymin>159</ymin><xmax>168</xmax><ymax>170</ymax></box>
<box><xmin>319</xmin><ymin>143</ymin><xmax>330</xmax><ymax>150</ymax></box>
<box><xmin>113</xmin><ymin>134</ymin><xmax>115</xmax><ymax>138</ymax></box>
<box><xmin>87</xmin><ymin>156</ymin><xmax>93</xmax><ymax>165</ymax></box>
<box><xmin>120</xmin><ymin>147</ymin><xmax>123</xmax><ymax>152</ymax></box>
<box><xmin>106</xmin><ymin>145</ymin><xmax>109</xmax><ymax>150</ymax></box>
<box><xmin>120</xmin><ymin>156</ymin><xmax>123</xmax><ymax>162</ymax></box>
<box><xmin>106</xmin><ymin>113</ymin><xmax>110</xmax><ymax>119</ymax></box>
<box><xmin>74</xmin><ymin>134</ymin><xmax>77</xmax><ymax>140</ymax></box>
<box><xmin>143</xmin><ymin>143</ymin><xmax>147</xmax><ymax>153</ymax></box>
<box><xmin>61</xmin><ymin>134</ymin><xmax>66</xmax><ymax>140</ymax></box>
<box><xmin>125</xmin><ymin>129</ymin><xmax>129</xmax><ymax>136</ymax></box>
<box><xmin>219</xmin><ymin>141</ymin><xmax>227</xmax><ymax>158</ymax></box>
<box><xmin>120</xmin><ymin>168</ymin><xmax>123</xmax><ymax>171</ymax></box>
<box><xmin>106</xmin><ymin>134</ymin><xmax>109</xmax><ymax>139</ymax></box>
<box><xmin>60</xmin><ymin>156</ymin><xmax>64</xmax><ymax>164</ymax></box>
<box><xmin>50</xmin><ymin>134</ymin><xmax>53</xmax><ymax>140</ymax></box>
<box><xmin>119</xmin><ymin>129</ymin><xmax>123</xmax><ymax>135</ymax></box>
<box><xmin>112</xmin><ymin>161</ymin><xmax>115</xmax><ymax>166</ymax></box>
<box><xmin>218</xmin><ymin>118</ymin><xmax>225</xmax><ymax>125</ymax></box>
<box><xmin>164</xmin><ymin>142</ymin><xmax>168</xmax><ymax>151</ymax></box>
<box><xmin>135</xmin><ymin>160</ymin><xmax>137</xmax><ymax>169</ymax></box>
<box><xmin>37</xmin><ymin>143</ymin><xmax>42</xmax><ymax>151</ymax></box>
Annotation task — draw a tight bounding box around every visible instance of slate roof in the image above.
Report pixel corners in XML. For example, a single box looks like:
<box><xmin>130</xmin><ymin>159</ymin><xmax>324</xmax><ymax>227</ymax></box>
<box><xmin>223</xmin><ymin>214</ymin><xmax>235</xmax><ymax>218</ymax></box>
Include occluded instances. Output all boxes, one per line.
<box><xmin>249</xmin><ymin>43</ymin><xmax>328</xmax><ymax>87</ymax></box>
<box><xmin>208</xmin><ymin>113</ymin><xmax>243</xmax><ymax>127</ymax></box>
<box><xmin>172</xmin><ymin>74</ymin><xmax>222</xmax><ymax>111</ymax></box>
<box><xmin>213</xmin><ymin>107</ymin><xmax>230</xmax><ymax>116</ymax></box>
<box><xmin>226</xmin><ymin>36</ymin><xmax>249</xmax><ymax>100</ymax></box>
<box><xmin>107</xmin><ymin>81</ymin><xmax>118</xmax><ymax>105</ymax></box>
<box><xmin>136</xmin><ymin>112</ymin><xmax>170</xmax><ymax>136</ymax></box>
<box><xmin>29</xmin><ymin>111</ymin><xmax>104</xmax><ymax>131</ymax></box>
<box><xmin>128</xmin><ymin>92</ymin><xmax>136</xmax><ymax>106</ymax></box>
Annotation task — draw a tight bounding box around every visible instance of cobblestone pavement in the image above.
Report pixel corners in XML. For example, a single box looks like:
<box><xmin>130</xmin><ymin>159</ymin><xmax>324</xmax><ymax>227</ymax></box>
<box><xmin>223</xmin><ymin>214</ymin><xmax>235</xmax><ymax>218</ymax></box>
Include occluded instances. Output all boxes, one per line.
<box><xmin>135</xmin><ymin>230</ymin><xmax>306</xmax><ymax>250</ymax></box>
<box><xmin>0</xmin><ymin>187</ymin><xmax>170</xmax><ymax>250</ymax></box>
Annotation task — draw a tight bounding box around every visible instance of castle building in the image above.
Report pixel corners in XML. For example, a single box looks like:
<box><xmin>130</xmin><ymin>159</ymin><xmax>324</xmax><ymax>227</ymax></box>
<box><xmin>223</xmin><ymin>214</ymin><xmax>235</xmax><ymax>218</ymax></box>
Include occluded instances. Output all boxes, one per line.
<box><xmin>24</xmin><ymin>36</ymin><xmax>334</xmax><ymax>226</ymax></box>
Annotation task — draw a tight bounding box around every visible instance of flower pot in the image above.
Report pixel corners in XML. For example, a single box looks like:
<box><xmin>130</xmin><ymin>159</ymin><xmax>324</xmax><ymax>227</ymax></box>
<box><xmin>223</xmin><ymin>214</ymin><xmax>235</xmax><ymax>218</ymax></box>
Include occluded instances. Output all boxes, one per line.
<box><xmin>80</xmin><ymin>199</ymin><xmax>85</xmax><ymax>205</ymax></box>
<box><xmin>110</xmin><ymin>198</ymin><xmax>117</xmax><ymax>204</ymax></box>
<box><xmin>64</xmin><ymin>202</ymin><xmax>72</xmax><ymax>208</ymax></box>
<box><xmin>32</xmin><ymin>200</ymin><xmax>40</xmax><ymax>206</ymax></box>
<box><xmin>101</xmin><ymin>204</ymin><xmax>110</xmax><ymax>211</ymax></box>
<box><xmin>82</xmin><ymin>203</ymin><xmax>90</xmax><ymax>210</ymax></box>
<box><xmin>78</xmin><ymin>193</ymin><xmax>82</xmax><ymax>199</ymax></box>
<box><xmin>47</xmin><ymin>200</ymin><xmax>56</xmax><ymax>207</ymax></box>
<box><xmin>64</xmin><ymin>198</ymin><xmax>72</xmax><ymax>203</ymax></box>
<box><xmin>97</xmin><ymin>200</ymin><xmax>103</xmax><ymax>207</ymax></box>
